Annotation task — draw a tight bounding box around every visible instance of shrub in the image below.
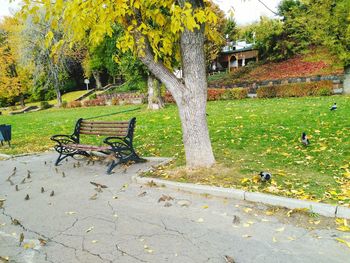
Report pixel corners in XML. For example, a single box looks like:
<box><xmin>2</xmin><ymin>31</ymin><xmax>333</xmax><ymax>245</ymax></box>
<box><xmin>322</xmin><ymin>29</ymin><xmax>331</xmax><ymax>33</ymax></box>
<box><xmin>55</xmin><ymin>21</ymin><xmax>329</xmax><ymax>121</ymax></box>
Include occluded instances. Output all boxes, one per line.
<box><xmin>89</xmin><ymin>94</ymin><xmax>97</xmax><ymax>100</ymax></box>
<box><xmin>82</xmin><ymin>98</ymin><xmax>106</xmax><ymax>107</ymax></box>
<box><xmin>111</xmin><ymin>98</ymin><xmax>119</xmax><ymax>105</ymax></box>
<box><xmin>164</xmin><ymin>88</ymin><xmax>248</xmax><ymax>103</ymax></box>
<box><xmin>40</xmin><ymin>101</ymin><xmax>51</xmax><ymax>109</ymax></box>
<box><xmin>257</xmin><ymin>81</ymin><xmax>333</xmax><ymax>98</ymax></box>
<box><xmin>207</xmin><ymin>89</ymin><xmax>226</xmax><ymax>101</ymax></box>
<box><xmin>67</xmin><ymin>101</ymin><xmax>82</xmax><ymax>108</ymax></box>
<box><xmin>223</xmin><ymin>88</ymin><xmax>248</xmax><ymax>100</ymax></box>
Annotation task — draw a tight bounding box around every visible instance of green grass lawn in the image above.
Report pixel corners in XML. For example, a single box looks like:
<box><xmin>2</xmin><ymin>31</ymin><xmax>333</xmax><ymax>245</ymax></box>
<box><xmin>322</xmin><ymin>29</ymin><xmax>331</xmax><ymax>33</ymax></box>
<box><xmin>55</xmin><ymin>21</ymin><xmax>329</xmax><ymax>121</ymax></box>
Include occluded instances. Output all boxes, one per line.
<box><xmin>27</xmin><ymin>90</ymin><xmax>90</xmax><ymax>107</ymax></box>
<box><xmin>0</xmin><ymin>96</ymin><xmax>349</xmax><ymax>205</ymax></box>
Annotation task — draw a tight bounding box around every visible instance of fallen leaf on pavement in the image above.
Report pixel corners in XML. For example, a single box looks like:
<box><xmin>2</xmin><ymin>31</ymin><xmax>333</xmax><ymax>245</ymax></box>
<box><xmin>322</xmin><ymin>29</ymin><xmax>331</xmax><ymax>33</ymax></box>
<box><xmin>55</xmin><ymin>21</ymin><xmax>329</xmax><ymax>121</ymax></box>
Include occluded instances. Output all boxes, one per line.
<box><xmin>275</xmin><ymin>227</ymin><xmax>285</xmax><ymax>232</ymax></box>
<box><xmin>86</xmin><ymin>227</ymin><xmax>94</xmax><ymax>233</ymax></box>
<box><xmin>65</xmin><ymin>211</ymin><xmax>77</xmax><ymax>215</ymax></box>
<box><xmin>336</xmin><ymin>238</ymin><xmax>350</xmax><ymax>249</ymax></box>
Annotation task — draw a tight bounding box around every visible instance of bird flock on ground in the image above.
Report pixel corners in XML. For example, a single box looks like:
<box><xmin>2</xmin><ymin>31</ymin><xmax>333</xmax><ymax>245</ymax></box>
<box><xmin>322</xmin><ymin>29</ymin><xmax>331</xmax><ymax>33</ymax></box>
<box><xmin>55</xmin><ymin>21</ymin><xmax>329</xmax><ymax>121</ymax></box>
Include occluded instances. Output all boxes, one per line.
<box><xmin>258</xmin><ymin>102</ymin><xmax>338</xmax><ymax>182</ymax></box>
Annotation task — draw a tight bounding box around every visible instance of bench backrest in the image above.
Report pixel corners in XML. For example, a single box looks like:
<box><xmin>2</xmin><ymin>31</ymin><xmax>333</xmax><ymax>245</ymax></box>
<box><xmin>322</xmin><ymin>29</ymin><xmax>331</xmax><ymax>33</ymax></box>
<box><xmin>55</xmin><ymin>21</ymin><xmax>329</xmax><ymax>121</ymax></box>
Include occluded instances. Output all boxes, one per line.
<box><xmin>74</xmin><ymin>117</ymin><xmax>136</xmax><ymax>141</ymax></box>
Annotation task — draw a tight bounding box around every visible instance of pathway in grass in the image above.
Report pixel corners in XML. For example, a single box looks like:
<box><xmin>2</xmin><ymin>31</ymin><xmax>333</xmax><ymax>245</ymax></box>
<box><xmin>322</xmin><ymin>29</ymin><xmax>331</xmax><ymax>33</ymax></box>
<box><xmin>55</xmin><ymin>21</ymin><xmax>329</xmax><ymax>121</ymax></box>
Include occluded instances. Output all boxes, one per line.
<box><xmin>0</xmin><ymin>96</ymin><xmax>349</xmax><ymax>205</ymax></box>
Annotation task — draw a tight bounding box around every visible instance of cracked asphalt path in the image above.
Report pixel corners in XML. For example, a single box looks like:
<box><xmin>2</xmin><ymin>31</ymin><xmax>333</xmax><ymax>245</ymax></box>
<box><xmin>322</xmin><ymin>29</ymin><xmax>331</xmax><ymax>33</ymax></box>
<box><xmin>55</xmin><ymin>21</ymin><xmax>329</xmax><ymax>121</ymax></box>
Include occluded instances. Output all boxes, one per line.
<box><xmin>1</xmin><ymin>153</ymin><xmax>350</xmax><ymax>263</ymax></box>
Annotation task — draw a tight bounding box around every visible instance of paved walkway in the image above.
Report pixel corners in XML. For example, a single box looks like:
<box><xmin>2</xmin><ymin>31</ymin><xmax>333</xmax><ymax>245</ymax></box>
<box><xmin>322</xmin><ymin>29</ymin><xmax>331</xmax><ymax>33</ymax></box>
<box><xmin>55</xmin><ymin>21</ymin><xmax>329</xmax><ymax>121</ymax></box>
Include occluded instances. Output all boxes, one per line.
<box><xmin>0</xmin><ymin>153</ymin><xmax>349</xmax><ymax>263</ymax></box>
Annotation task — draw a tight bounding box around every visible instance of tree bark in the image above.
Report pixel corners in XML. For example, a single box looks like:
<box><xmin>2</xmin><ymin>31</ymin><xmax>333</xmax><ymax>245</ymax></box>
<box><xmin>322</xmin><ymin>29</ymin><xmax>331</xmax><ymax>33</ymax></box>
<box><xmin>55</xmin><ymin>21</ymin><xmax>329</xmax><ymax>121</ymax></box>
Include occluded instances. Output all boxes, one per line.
<box><xmin>147</xmin><ymin>74</ymin><xmax>165</xmax><ymax>110</ymax></box>
<box><xmin>92</xmin><ymin>70</ymin><xmax>103</xmax><ymax>89</ymax></box>
<box><xmin>137</xmin><ymin>9</ymin><xmax>215</xmax><ymax>167</ymax></box>
<box><xmin>19</xmin><ymin>94</ymin><xmax>25</xmax><ymax>107</ymax></box>
<box><xmin>176</xmin><ymin>26</ymin><xmax>215</xmax><ymax>167</ymax></box>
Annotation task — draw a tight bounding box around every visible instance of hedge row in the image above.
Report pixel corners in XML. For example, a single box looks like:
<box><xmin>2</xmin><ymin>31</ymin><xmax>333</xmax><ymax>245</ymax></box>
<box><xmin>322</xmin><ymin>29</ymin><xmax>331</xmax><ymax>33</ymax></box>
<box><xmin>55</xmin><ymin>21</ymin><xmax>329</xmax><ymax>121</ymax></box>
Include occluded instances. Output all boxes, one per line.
<box><xmin>257</xmin><ymin>81</ymin><xmax>333</xmax><ymax>98</ymax></box>
<box><xmin>164</xmin><ymin>88</ymin><xmax>248</xmax><ymax>103</ymax></box>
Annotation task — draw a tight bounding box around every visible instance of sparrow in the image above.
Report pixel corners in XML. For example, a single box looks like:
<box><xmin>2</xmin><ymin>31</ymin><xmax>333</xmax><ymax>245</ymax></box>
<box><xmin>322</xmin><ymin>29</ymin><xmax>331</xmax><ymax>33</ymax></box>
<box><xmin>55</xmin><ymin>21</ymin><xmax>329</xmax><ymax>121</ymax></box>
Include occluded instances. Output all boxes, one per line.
<box><xmin>232</xmin><ymin>215</ymin><xmax>240</xmax><ymax>225</ymax></box>
<box><xmin>224</xmin><ymin>255</ymin><xmax>236</xmax><ymax>263</ymax></box>
<box><xmin>41</xmin><ymin>187</ymin><xmax>45</xmax><ymax>193</ymax></box>
<box><xmin>25</xmin><ymin>194</ymin><xmax>30</xmax><ymax>200</ymax></box>
<box><xmin>12</xmin><ymin>218</ymin><xmax>20</xmax><ymax>225</ymax></box>
<box><xmin>259</xmin><ymin>171</ymin><xmax>271</xmax><ymax>182</ymax></box>
<box><xmin>50</xmin><ymin>190</ymin><xmax>55</xmax><ymax>197</ymax></box>
<box><xmin>27</xmin><ymin>171</ymin><xmax>31</xmax><ymax>179</ymax></box>
<box><xmin>19</xmin><ymin>233</ymin><xmax>24</xmax><ymax>245</ymax></box>
<box><xmin>15</xmin><ymin>185</ymin><xmax>19</xmax><ymax>191</ymax></box>
<box><xmin>90</xmin><ymin>182</ymin><xmax>108</xmax><ymax>188</ymax></box>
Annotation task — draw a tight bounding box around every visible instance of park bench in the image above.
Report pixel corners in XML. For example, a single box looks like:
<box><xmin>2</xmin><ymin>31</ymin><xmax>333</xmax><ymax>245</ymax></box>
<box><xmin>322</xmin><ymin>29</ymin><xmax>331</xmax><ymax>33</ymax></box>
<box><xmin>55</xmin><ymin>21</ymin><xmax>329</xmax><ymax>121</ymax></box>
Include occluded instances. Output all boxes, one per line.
<box><xmin>51</xmin><ymin>117</ymin><xmax>145</xmax><ymax>174</ymax></box>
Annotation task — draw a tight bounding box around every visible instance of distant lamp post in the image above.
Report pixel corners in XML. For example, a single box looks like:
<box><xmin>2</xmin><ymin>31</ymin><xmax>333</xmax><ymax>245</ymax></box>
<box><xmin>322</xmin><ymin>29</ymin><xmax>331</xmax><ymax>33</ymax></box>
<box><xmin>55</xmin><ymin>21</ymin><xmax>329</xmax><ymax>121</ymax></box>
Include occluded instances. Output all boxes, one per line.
<box><xmin>84</xmin><ymin>79</ymin><xmax>90</xmax><ymax>90</ymax></box>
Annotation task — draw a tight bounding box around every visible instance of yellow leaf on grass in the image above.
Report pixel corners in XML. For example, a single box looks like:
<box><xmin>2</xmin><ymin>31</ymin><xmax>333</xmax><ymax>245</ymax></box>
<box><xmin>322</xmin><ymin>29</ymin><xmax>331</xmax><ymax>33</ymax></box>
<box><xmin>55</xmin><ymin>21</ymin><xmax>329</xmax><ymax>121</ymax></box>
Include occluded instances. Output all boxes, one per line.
<box><xmin>202</xmin><ymin>205</ymin><xmax>209</xmax><ymax>209</ymax></box>
<box><xmin>241</xmin><ymin>178</ymin><xmax>250</xmax><ymax>184</ymax></box>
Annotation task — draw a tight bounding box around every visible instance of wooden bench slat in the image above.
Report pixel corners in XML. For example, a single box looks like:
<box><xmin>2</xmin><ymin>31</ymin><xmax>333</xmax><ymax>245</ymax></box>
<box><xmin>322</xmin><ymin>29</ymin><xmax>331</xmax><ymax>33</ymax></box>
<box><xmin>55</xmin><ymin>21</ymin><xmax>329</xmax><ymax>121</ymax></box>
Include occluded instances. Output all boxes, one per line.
<box><xmin>63</xmin><ymin>143</ymin><xmax>110</xmax><ymax>151</ymax></box>
<box><xmin>80</xmin><ymin>131</ymin><xmax>127</xmax><ymax>136</ymax></box>
<box><xmin>81</xmin><ymin>121</ymin><xmax>129</xmax><ymax>125</ymax></box>
<box><xmin>81</xmin><ymin>124</ymin><xmax>129</xmax><ymax>129</ymax></box>
<box><xmin>80</xmin><ymin>127</ymin><xmax>128</xmax><ymax>133</ymax></box>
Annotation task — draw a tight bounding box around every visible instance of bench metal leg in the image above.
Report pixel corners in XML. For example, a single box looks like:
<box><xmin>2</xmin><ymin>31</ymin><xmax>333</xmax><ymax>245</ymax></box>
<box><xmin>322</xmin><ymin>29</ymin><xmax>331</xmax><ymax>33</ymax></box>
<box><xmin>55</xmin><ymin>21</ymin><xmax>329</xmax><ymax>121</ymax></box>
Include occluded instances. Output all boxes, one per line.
<box><xmin>106</xmin><ymin>159</ymin><xmax>121</xmax><ymax>174</ymax></box>
<box><xmin>55</xmin><ymin>153</ymin><xmax>70</xmax><ymax>166</ymax></box>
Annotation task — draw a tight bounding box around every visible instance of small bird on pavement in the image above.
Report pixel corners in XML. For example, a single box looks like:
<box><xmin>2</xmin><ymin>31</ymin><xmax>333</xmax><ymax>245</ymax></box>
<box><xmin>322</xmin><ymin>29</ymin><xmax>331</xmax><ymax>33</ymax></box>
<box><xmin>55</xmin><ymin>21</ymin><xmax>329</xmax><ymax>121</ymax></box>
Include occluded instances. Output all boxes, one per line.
<box><xmin>19</xmin><ymin>233</ymin><xmax>24</xmax><ymax>245</ymax></box>
<box><xmin>232</xmin><ymin>215</ymin><xmax>240</xmax><ymax>225</ymax></box>
<box><xmin>330</xmin><ymin>103</ymin><xmax>337</xmax><ymax>111</ymax></box>
<box><xmin>41</xmin><ymin>187</ymin><xmax>45</xmax><ymax>193</ymax></box>
<box><xmin>24</xmin><ymin>194</ymin><xmax>30</xmax><ymax>200</ymax></box>
<box><xmin>15</xmin><ymin>185</ymin><xmax>19</xmax><ymax>191</ymax></box>
<box><xmin>50</xmin><ymin>190</ymin><xmax>54</xmax><ymax>197</ymax></box>
<box><xmin>27</xmin><ymin>170</ymin><xmax>31</xmax><ymax>179</ymax></box>
<box><xmin>259</xmin><ymin>171</ymin><xmax>271</xmax><ymax>182</ymax></box>
<box><xmin>301</xmin><ymin>132</ymin><xmax>310</xmax><ymax>146</ymax></box>
<box><xmin>224</xmin><ymin>255</ymin><xmax>236</xmax><ymax>263</ymax></box>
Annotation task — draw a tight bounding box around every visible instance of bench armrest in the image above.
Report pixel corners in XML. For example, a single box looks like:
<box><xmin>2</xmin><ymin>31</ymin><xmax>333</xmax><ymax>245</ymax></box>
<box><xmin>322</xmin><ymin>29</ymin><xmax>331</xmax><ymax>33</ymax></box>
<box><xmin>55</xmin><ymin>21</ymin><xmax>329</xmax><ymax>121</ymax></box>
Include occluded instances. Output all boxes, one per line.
<box><xmin>51</xmin><ymin>134</ymin><xmax>78</xmax><ymax>145</ymax></box>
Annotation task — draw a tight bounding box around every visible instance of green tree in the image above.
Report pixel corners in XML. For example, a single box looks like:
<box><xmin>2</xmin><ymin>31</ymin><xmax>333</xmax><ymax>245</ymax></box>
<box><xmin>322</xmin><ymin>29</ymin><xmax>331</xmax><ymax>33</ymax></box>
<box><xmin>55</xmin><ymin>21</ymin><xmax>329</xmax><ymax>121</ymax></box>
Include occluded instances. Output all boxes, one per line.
<box><xmin>22</xmin><ymin>0</ymin><xmax>223</xmax><ymax>167</ymax></box>
<box><xmin>0</xmin><ymin>16</ymin><xmax>30</xmax><ymax>106</ymax></box>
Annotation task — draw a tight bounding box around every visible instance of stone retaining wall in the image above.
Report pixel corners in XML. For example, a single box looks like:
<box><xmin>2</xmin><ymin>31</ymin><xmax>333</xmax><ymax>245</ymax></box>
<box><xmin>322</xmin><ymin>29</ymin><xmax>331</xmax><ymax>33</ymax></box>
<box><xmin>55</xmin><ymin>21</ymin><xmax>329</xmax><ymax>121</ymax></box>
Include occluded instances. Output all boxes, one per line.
<box><xmin>209</xmin><ymin>74</ymin><xmax>344</xmax><ymax>94</ymax></box>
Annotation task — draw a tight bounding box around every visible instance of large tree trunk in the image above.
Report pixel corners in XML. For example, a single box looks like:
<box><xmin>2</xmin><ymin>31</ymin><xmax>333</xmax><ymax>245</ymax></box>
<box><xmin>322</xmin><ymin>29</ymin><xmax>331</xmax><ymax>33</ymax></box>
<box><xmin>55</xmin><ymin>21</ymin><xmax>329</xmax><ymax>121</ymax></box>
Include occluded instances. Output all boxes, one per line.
<box><xmin>56</xmin><ymin>88</ymin><xmax>62</xmax><ymax>107</ymax></box>
<box><xmin>147</xmin><ymin>74</ymin><xmax>165</xmax><ymax>110</ymax></box>
<box><xmin>51</xmin><ymin>65</ymin><xmax>62</xmax><ymax>107</ymax></box>
<box><xmin>19</xmin><ymin>94</ymin><xmax>25</xmax><ymax>107</ymax></box>
<box><xmin>137</xmin><ymin>5</ymin><xmax>215</xmax><ymax>168</ymax></box>
<box><xmin>92</xmin><ymin>70</ymin><xmax>103</xmax><ymax>89</ymax></box>
<box><xmin>176</xmin><ymin>26</ymin><xmax>215</xmax><ymax>167</ymax></box>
